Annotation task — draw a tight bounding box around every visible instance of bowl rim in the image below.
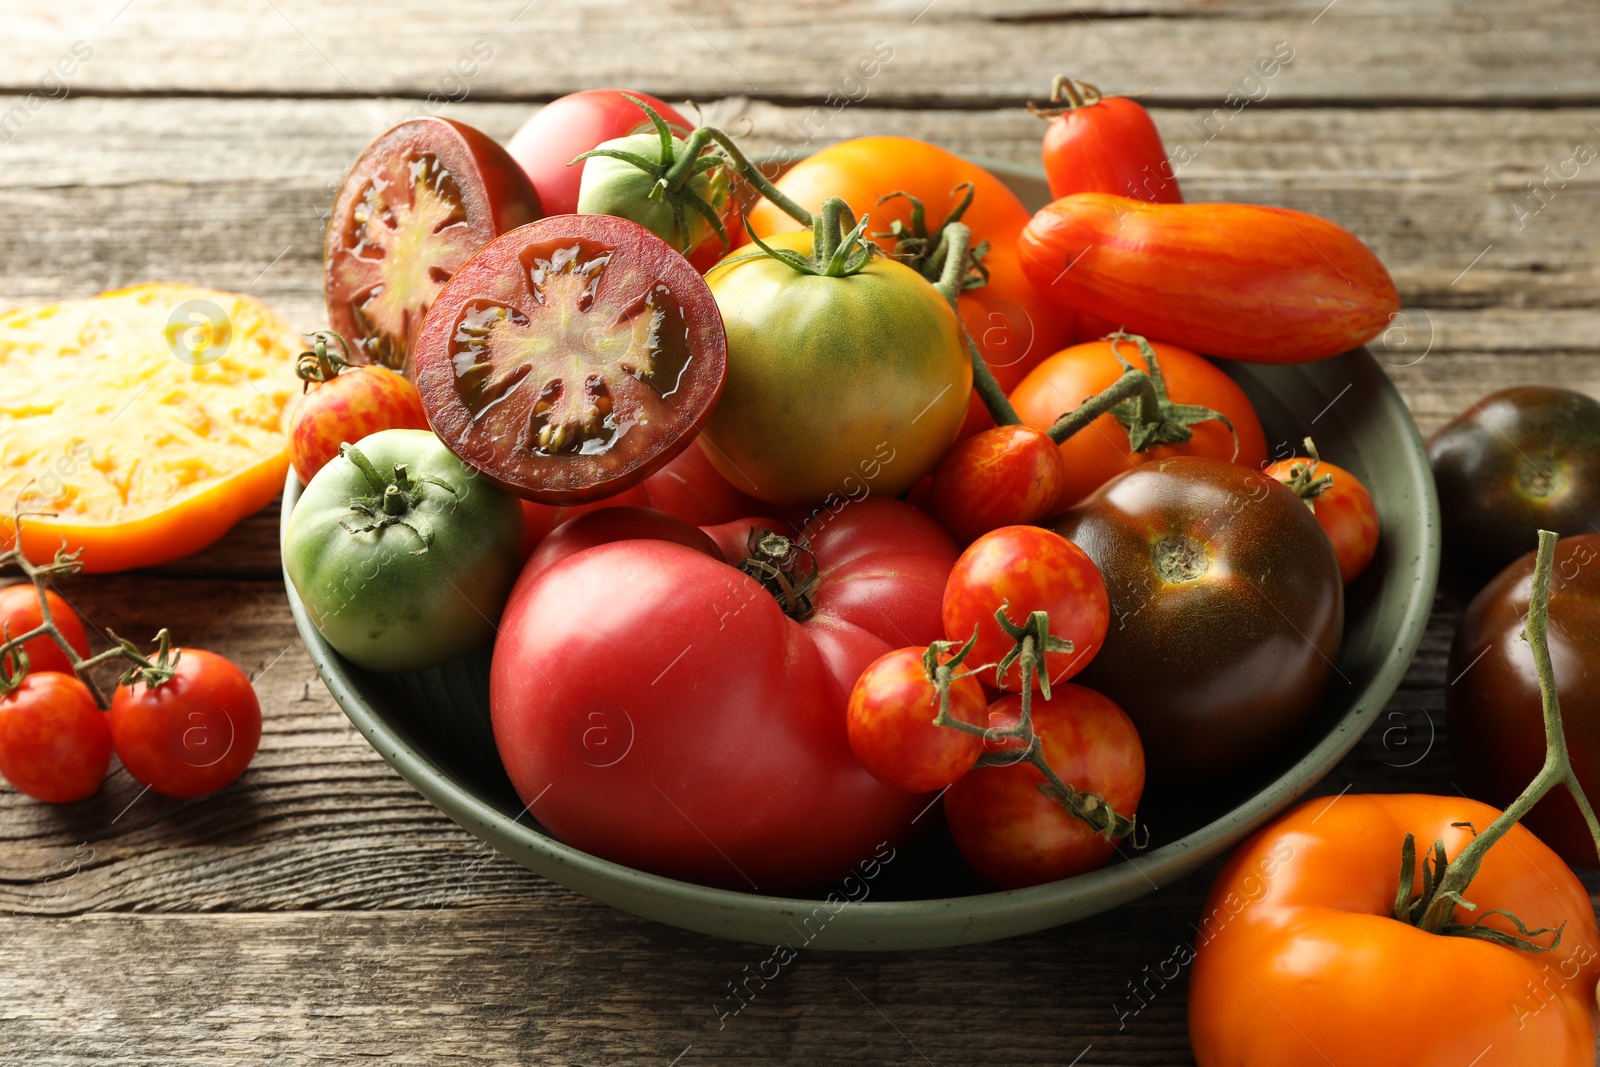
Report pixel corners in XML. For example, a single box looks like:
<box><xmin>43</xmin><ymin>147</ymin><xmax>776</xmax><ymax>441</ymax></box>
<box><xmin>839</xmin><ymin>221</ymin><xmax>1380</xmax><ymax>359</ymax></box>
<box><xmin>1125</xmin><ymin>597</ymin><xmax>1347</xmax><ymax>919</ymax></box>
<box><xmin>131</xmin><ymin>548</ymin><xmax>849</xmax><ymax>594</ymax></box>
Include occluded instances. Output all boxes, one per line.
<box><xmin>281</xmin><ymin>160</ymin><xmax>1442</xmax><ymax>948</ymax></box>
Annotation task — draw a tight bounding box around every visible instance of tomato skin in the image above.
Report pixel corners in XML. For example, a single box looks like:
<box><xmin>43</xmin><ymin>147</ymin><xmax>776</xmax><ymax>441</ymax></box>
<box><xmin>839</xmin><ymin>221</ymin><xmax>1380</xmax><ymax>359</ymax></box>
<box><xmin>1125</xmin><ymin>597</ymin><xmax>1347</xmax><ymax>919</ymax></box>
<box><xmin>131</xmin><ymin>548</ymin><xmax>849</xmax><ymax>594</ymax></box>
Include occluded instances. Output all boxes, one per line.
<box><xmin>701</xmin><ymin>231</ymin><xmax>970</xmax><ymax>507</ymax></box>
<box><xmin>846</xmin><ymin>646</ymin><xmax>987</xmax><ymax>793</ymax></box>
<box><xmin>506</xmin><ymin>90</ymin><xmax>691</xmax><ymax>217</ymax></box>
<box><xmin>289</xmin><ymin>366</ymin><xmax>430</xmax><ymax>484</ymax></box>
<box><xmin>944</xmin><ymin>685</ymin><xmax>1144</xmax><ymax>888</ymax></box>
<box><xmin>1010</xmin><ymin>339</ymin><xmax>1267</xmax><ymax>507</ymax></box>
<box><xmin>285</xmin><ymin>429</ymin><xmax>526</xmax><ymax>673</ymax></box>
<box><xmin>109</xmin><ymin>650</ymin><xmax>261</xmax><ymax>799</ymax></box>
<box><xmin>1428</xmin><ymin>386</ymin><xmax>1600</xmax><ymax>592</ymax></box>
<box><xmin>1019</xmin><ymin>193</ymin><xmax>1400</xmax><ymax>363</ymax></box>
<box><xmin>0</xmin><ymin>672</ymin><xmax>110</xmax><ymax>803</ymax></box>
<box><xmin>0</xmin><ymin>586</ymin><xmax>90</xmax><ymax>675</ymax></box>
<box><xmin>928</xmin><ymin>425</ymin><xmax>1068</xmax><ymax>545</ymax></box>
<box><xmin>1041</xmin><ymin>95</ymin><xmax>1182</xmax><ymax>204</ymax></box>
<box><xmin>747</xmin><ymin>136</ymin><xmax>1072</xmax><ymax>395</ymax></box>
<box><xmin>577</xmin><ymin>132</ymin><xmax>733</xmax><ymax>266</ymax></box>
<box><xmin>1054</xmin><ymin>457</ymin><xmax>1343</xmax><ymax>781</ymax></box>
<box><xmin>490</xmin><ymin>498</ymin><xmax>957</xmax><ymax>890</ymax></box>
<box><xmin>1265</xmin><ymin>455</ymin><xmax>1380</xmax><ymax>584</ymax></box>
<box><xmin>1448</xmin><ymin>534</ymin><xmax>1600</xmax><ymax>868</ymax></box>
<box><xmin>941</xmin><ymin>526</ymin><xmax>1110</xmax><ymax>692</ymax></box>
<box><xmin>1188</xmin><ymin>794</ymin><xmax>1600</xmax><ymax>1067</ymax></box>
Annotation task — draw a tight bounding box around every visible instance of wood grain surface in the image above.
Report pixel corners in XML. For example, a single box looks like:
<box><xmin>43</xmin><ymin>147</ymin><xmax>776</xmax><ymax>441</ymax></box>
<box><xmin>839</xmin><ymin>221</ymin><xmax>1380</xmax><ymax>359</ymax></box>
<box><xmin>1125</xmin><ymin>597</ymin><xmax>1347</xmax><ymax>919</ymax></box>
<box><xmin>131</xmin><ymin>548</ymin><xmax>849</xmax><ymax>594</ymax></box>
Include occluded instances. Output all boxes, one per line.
<box><xmin>1</xmin><ymin>2</ymin><xmax>1597</xmax><ymax>1064</ymax></box>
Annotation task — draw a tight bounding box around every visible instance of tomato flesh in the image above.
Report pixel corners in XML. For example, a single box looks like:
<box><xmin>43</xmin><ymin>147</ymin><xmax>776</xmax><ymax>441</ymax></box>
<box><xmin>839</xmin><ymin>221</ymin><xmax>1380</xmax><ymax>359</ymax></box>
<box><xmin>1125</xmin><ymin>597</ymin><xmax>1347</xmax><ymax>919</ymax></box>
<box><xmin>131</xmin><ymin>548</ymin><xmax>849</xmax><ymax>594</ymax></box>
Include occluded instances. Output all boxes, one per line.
<box><xmin>415</xmin><ymin>215</ymin><xmax>727</xmax><ymax>503</ymax></box>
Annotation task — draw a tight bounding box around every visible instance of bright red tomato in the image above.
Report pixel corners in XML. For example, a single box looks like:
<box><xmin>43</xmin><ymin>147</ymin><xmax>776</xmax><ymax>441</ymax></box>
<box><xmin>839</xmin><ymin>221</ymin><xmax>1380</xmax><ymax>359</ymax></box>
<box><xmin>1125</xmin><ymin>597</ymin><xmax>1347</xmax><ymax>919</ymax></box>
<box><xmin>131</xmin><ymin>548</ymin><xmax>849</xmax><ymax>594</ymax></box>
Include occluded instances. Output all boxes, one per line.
<box><xmin>1010</xmin><ymin>338</ymin><xmax>1267</xmax><ymax>506</ymax></box>
<box><xmin>846</xmin><ymin>646</ymin><xmax>988</xmax><ymax>793</ymax></box>
<box><xmin>1038</xmin><ymin>79</ymin><xmax>1183</xmax><ymax>203</ymax></box>
<box><xmin>505</xmin><ymin>89</ymin><xmax>692</xmax><ymax>218</ymax></box>
<box><xmin>927</xmin><ymin>424</ymin><xmax>1069</xmax><ymax>545</ymax></box>
<box><xmin>491</xmin><ymin>498</ymin><xmax>959</xmax><ymax>891</ymax></box>
<box><xmin>942</xmin><ymin>525</ymin><xmax>1109</xmax><ymax>691</ymax></box>
<box><xmin>109</xmin><ymin>649</ymin><xmax>261</xmax><ymax>799</ymax></box>
<box><xmin>0</xmin><ymin>584</ymin><xmax>90</xmax><ymax>675</ymax></box>
<box><xmin>945</xmin><ymin>684</ymin><xmax>1144</xmax><ymax>888</ymax></box>
<box><xmin>1265</xmin><ymin>451</ymin><xmax>1380</xmax><ymax>585</ymax></box>
<box><xmin>289</xmin><ymin>364</ymin><xmax>430</xmax><ymax>484</ymax></box>
<box><xmin>0</xmin><ymin>671</ymin><xmax>110</xmax><ymax>803</ymax></box>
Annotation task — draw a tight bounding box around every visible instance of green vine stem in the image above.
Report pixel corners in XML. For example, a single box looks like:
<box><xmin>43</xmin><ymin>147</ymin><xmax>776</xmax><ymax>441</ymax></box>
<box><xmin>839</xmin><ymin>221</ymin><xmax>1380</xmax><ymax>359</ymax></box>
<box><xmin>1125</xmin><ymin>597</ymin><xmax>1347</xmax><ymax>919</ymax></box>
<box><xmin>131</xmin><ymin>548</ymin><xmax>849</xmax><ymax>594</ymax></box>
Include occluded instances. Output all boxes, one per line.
<box><xmin>1394</xmin><ymin>529</ymin><xmax>1600</xmax><ymax>949</ymax></box>
<box><xmin>926</xmin><ymin>606</ymin><xmax>1142</xmax><ymax>844</ymax></box>
<box><xmin>0</xmin><ymin>507</ymin><xmax>182</xmax><ymax>707</ymax></box>
<box><xmin>1046</xmin><ymin>331</ymin><xmax>1237</xmax><ymax>458</ymax></box>
<box><xmin>925</xmin><ymin>221</ymin><xmax>1022</xmax><ymax>427</ymax></box>
<box><xmin>873</xmin><ymin>185</ymin><xmax>990</xmax><ymax>291</ymax></box>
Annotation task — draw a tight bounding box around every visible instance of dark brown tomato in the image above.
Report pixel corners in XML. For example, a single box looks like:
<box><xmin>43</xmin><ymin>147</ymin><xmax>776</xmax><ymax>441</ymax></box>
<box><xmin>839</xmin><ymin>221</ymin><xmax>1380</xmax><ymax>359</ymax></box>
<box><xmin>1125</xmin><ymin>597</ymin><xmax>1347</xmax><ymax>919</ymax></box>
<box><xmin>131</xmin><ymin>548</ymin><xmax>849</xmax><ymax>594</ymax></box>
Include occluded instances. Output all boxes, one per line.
<box><xmin>414</xmin><ymin>214</ymin><xmax>727</xmax><ymax>503</ymax></box>
<box><xmin>1429</xmin><ymin>386</ymin><xmax>1600</xmax><ymax>594</ymax></box>
<box><xmin>1447</xmin><ymin>533</ymin><xmax>1600</xmax><ymax>868</ymax></box>
<box><xmin>325</xmin><ymin>117</ymin><xmax>541</xmax><ymax>377</ymax></box>
<box><xmin>1053</xmin><ymin>456</ymin><xmax>1344</xmax><ymax>783</ymax></box>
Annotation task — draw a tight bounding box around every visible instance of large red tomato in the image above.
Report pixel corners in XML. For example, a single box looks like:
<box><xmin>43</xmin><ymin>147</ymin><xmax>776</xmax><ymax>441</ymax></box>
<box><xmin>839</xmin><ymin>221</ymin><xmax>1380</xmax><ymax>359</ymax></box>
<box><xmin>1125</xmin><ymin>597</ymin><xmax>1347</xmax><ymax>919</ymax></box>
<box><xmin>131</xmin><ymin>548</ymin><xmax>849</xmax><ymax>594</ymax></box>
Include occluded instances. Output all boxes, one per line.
<box><xmin>490</xmin><ymin>499</ymin><xmax>960</xmax><ymax>891</ymax></box>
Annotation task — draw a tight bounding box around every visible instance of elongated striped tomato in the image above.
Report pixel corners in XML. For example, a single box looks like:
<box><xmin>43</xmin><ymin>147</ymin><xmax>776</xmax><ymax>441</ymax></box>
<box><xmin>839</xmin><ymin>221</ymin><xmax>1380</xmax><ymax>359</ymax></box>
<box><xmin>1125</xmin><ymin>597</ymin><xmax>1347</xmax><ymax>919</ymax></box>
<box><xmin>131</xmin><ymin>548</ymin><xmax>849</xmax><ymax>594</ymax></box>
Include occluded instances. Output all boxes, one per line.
<box><xmin>1019</xmin><ymin>193</ymin><xmax>1399</xmax><ymax>363</ymax></box>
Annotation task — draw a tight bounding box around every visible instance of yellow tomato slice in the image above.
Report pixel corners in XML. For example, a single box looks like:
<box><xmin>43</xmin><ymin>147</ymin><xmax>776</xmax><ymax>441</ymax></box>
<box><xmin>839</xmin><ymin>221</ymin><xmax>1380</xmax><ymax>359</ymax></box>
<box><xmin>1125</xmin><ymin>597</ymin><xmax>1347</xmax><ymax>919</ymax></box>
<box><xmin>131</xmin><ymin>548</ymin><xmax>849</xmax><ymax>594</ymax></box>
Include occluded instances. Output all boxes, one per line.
<box><xmin>0</xmin><ymin>283</ymin><xmax>301</xmax><ymax>572</ymax></box>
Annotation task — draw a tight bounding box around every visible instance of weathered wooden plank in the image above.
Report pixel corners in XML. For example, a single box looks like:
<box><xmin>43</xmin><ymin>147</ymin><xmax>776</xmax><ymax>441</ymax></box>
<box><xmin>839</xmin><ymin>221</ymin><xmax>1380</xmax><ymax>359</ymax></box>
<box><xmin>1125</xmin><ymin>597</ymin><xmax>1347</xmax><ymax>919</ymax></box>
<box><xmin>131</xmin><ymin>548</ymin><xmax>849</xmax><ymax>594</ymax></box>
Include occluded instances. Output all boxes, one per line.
<box><xmin>1</xmin><ymin>1</ymin><xmax>1594</xmax><ymax>105</ymax></box>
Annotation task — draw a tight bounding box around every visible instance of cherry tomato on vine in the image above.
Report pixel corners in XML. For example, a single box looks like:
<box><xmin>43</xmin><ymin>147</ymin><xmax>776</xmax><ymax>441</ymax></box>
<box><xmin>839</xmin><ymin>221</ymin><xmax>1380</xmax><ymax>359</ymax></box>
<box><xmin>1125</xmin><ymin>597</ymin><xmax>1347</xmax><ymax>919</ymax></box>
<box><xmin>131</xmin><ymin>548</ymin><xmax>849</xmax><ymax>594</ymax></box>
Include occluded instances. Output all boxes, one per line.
<box><xmin>942</xmin><ymin>525</ymin><xmax>1109</xmax><ymax>692</ymax></box>
<box><xmin>1188</xmin><ymin>794</ymin><xmax>1600</xmax><ymax>1066</ymax></box>
<box><xmin>927</xmin><ymin>425</ymin><xmax>1069</xmax><ymax>545</ymax></box>
<box><xmin>1265</xmin><ymin>448</ymin><xmax>1380</xmax><ymax>585</ymax></box>
<box><xmin>505</xmin><ymin>89</ymin><xmax>692</xmax><ymax>218</ymax></box>
<box><xmin>944</xmin><ymin>684</ymin><xmax>1144</xmax><ymax>889</ymax></box>
<box><xmin>846</xmin><ymin>646</ymin><xmax>988</xmax><ymax>794</ymax></box>
<box><xmin>109</xmin><ymin>649</ymin><xmax>261</xmax><ymax>799</ymax></box>
<box><xmin>288</xmin><ymin>334</ymin><xmax>430</xmax><ymax>484</ymax></box>
<box><xmin>1010</xmin><ymin>337</ymin><xmax>1266</xmax><ymax>507</ymax></box>
<box><xmin>0</xmin><ymin>584</ymin><xmax>90</xmax><ymax>675</ymax></box>
<box><xmin>1036</xmin><ymin>78</ymin><xmax>1182</xmax><ymax>204</ymax></box>
<box><xmin>414</xmin><ymin>214</ymin><xmax>728</xmax><ymax>503</ymax></box>
<box><xmin>324</xmin><ymin>117</ymin><xmax>541</xmax><ymax>377</ymax></box>
<box><xmin>0</xmin><ymin>670</ymin><xmax>110</xmax><ymax>803</ymax></box>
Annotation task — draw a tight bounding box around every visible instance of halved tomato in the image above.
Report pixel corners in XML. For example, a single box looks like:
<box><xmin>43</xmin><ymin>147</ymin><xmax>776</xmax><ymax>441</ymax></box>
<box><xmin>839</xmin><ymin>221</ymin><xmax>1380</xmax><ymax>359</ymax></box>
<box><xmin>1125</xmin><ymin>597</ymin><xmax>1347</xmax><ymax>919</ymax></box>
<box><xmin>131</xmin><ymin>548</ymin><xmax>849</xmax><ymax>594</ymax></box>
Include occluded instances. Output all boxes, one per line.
<box><xmin>414</xmin><ymin>215</ymin><xmax>728</xmax><ymax>503</ymax></box>
<box><xmin>324</xmin><ymin>117</ymin><xmax>541</xmax><ymax>378</ymax></box>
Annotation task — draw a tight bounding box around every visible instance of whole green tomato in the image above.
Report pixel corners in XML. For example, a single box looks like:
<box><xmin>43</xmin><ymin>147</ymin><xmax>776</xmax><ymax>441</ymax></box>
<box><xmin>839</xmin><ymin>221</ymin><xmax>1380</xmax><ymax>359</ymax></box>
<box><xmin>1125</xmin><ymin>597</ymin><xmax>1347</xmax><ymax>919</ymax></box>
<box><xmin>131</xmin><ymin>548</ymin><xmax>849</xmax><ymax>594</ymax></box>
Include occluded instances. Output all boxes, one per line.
<box><xmin>285</xmin><ymin>429</ymin><xmax>525</xmax><ymax>672</ymax></box>
<box><xmin>576</xmin><ymin>132</ymin><xmax>730</xmax><ymax>265</ymax></box>
<box><xmin>699</xmin><ymin>231</ymin><xmax>971</xmax><ymax>508</ymax></box>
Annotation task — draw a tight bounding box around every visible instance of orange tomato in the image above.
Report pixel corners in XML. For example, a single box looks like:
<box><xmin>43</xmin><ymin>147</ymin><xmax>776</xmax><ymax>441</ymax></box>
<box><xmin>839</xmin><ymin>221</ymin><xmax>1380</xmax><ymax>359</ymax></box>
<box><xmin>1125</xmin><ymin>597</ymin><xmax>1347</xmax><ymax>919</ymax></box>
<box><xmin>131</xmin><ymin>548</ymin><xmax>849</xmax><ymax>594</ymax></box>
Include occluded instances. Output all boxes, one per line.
<box><xmin>0</xmin><ymin>284</ymin><xmax>301</xmax><ymax>572</ymax></box>
<box><xmin>1009</xmin><ymin>339</ymin><xmax>1267</xmax><ymax>506</ymax></box>
<box><xmin>747</xmin><ymin>136</ymin><xmax>1072</xmax><ymax>391</ymax></box>
<box><xmin>1265</xmin><ymin>453</ymin><xmax>1381</xmax><ymax>584</ymax></box>
<box><xmin>1019</xmin><ymin>193</ymin><xmax>1400</xmax><ymax>363</ymax></box>
<box><xmin>1189</xmin><ymin>794</ymin><xmax>1600</xmax><ymax>1066</ymax></box>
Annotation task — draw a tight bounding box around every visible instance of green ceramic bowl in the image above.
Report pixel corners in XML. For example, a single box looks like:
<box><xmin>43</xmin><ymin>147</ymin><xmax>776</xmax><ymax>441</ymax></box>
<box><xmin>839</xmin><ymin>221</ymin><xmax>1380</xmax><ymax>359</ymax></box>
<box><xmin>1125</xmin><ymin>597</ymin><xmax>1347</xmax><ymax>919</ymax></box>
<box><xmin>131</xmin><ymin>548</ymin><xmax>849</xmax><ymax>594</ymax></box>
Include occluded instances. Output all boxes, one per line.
<box><xmin>282</xmin><ymin>160</ymin><xmax>1439</xmax><ymax>950</ymax></box>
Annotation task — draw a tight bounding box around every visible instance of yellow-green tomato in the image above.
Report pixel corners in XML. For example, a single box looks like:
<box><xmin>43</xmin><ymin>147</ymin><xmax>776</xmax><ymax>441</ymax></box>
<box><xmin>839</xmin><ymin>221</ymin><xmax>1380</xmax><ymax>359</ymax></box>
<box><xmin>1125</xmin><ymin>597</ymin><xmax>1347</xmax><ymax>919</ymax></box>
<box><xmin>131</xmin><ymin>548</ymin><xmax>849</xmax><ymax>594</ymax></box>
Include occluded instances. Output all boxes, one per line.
<box><xmin>700</xmin><ymin>232</ymin><xmax>971</xmax><ymax>508</ymax></box>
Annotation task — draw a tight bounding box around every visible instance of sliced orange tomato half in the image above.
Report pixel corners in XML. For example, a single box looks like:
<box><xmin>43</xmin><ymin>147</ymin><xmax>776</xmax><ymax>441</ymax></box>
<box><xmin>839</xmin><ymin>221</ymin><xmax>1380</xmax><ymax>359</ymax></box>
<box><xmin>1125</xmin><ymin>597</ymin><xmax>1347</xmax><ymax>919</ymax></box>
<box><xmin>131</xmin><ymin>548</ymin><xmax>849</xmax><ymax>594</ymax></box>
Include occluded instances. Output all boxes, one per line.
<box><xmin>0</xmin><ymin>283</ymin><xmax>301</xmax><ymax>572</ymax></box>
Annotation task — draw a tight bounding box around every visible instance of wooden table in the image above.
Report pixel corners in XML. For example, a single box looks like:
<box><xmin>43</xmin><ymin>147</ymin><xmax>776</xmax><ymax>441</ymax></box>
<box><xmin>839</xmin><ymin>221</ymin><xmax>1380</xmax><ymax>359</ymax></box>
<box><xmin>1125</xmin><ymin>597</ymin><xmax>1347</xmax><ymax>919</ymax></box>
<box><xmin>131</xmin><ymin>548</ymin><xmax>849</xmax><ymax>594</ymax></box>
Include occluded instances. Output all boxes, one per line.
<box><xmin>3</xmin><ymin>3</ymin><xmax>1598</xmax><ymax>1063</ymax></box>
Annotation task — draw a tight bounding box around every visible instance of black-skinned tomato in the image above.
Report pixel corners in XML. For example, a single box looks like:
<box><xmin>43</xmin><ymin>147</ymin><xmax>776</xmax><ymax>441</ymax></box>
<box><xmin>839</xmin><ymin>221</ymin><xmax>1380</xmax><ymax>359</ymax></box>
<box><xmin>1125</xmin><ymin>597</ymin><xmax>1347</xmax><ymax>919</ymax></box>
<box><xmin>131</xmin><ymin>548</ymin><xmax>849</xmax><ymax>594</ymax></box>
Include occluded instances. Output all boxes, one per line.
<box><xmin>414</xmin><ymin>214</ymin><xmax>728</xmax><ymax>503</ymax></box>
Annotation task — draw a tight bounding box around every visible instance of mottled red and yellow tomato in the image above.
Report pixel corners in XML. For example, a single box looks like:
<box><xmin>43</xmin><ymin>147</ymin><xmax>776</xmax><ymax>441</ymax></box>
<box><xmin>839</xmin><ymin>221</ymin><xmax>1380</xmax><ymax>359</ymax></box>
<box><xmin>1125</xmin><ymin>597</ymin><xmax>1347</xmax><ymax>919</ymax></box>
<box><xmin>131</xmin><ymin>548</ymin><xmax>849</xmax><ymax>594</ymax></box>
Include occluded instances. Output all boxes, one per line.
<box><xmin>289</xmin><ymin>356</ymin><xmax>430</xmax><ymax>484</ymax></box>
<box><xmin>846</xmin><ymin>645</ymin><xmax>988</xmax><ymax>794</ymax></box>
<box><xmin>324</xmin><ymin>117</ymin><xmax>541</xmax><ymax>377</ymax></box>
<box><xmin>1265</xmin><ymin>450</ymin><xmax>1380</xmax><ymax>585</ymax></box>
<box><xmin>414</xmin><ymin>214</ymin><xmax>728</xmax><ymax>503</ymax></box>
<box><xmin>927</xmin><ymin>424</ymin><xmax>1069</xmax><ymax>545</ymax></box>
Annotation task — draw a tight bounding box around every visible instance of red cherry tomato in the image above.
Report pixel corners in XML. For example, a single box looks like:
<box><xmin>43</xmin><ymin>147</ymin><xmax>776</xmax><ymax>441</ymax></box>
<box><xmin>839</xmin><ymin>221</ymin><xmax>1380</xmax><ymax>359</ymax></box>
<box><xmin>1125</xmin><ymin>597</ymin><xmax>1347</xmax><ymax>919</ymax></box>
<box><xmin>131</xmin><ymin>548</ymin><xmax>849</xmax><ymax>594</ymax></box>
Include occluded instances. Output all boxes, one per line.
<box><xmin>1265</xmin><ymin>452</ymin><xmax>1381</xmax><ymax>585</ymax></box>
<box><xmin>944</xmin><ymin>684</ymin><xmax>1144</xmax><ymax>888</ymax></box>
<box><xmin>289</xmin><ymin>364</ymin><xmax>430</xmax><ymax>484</ymax></box>
<box><xmin>109</xmin><ymin>649</ymin><xmax>261</xmax><ymax>799</ymax></box>
<box><xmin>0</xmin><ymin>671</ymin><xmax>111</xmax><ymax>803</ymax></box>
<box><xmin>505</xmin><ymin>89</ymin><xmax>692</xmax><ymax>218</ymax></box>
<box><xmin>846</xmin><ymin>646</ymin><xmax>988</xmax><ymax>794</ymax></box>
<box><xmin>927</xmin><ymin>424</ymin><xmax>1069</xmax><ymax>545</ymax></box>
<box><xmin>1039</xmin><ymin>80</ymin><xmax>1183</xmax><ymax>204</ymax></box>
<box><xmin>414</xmin><ymin>214</ymin><xmax>728</xmax><ymax>504</ymax></box>
<box><xmin>0</xmin><ymin>585</ymin><xmax>90</xmax><ymax>675</ymax></box>
<box><xmin>942</xmin><ymin>525</ymin><xmax>1109</xmax><ymax>691</ymax></box>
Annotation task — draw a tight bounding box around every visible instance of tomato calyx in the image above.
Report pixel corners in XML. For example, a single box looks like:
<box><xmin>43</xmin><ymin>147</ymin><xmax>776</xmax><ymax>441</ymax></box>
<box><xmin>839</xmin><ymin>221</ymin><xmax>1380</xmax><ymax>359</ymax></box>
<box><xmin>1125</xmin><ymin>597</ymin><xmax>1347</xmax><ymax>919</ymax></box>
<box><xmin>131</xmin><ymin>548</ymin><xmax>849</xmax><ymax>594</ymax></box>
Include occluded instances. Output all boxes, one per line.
<box><xmin>928</xmin><ymin>608</ymin><xmax>1143</xmax><ymax>844</ymax></box>
<box><xmin>110</xmin><ymin>627</ymin><xmax>182</xmax><ymax>691</ymax></box>
<box><xmin>1025</xmin><ymin>75</ymin><xmax>1108</xmax><ymax>119</ymax></box>
<box><xmin>871</xmin><ymin>185</ymin><xmax>991</xmax><ymax>292</ymax></box>
<box><xmin>736</xmin><ymin>528</ymin><xmax>821</xmax><ymax>620</ymax></box>
<box><xmin>295</xmin><ymin>330</ymin><xmax>356</xmax><ymax>392</ymax></box>
<box><xmin>1392</xmin><ymin>530</ymin><xmax>1600</xmax><ymax>949</ymax></box>
<box><xmin>1046</xmin><ymin>331</ymin><xmax>1238</xmax><ymax>456</ymax></box>
<box><xmin>337</xmin><ymin>443</ymin><xmax>458</xmax><ymax>554</ymax></box>
<box><xmin>1275</xmin><ymin>436</ymin><xmax>1335</xmax><ymax>508</ymax></box>
<box><xmin>734</xmin><ymin>197</ymin><xmax>882</xmax><ymax>279</ymax></box>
